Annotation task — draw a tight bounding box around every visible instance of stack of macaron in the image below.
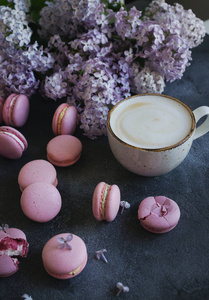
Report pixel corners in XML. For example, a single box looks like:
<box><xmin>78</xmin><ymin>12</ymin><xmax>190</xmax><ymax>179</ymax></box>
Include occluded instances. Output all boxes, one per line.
<box><xmin>18</xmin><ymin>159</ymin><xmax>62</xmax><ymax>223</ymax></box>
<box><xmin>0</xmin><ymin>226</ymin><xmax>29</xmax><ymax>277</ymax></box>
<box><xmin>0</xmin><ymin>93</ymin><xmax>30</xmax><ymax>159</ymax></box>
<box><xmin>46</xmin><ymin>103</ymin><xmax>82</xmax><ymax>167</ymax></box>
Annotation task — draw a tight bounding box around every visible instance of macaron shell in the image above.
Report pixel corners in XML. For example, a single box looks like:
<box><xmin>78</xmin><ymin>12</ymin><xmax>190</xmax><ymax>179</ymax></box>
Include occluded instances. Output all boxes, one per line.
<box><xmin>0</xmin><ymin>255</ymin><xmax>19</xmax><ymax>277</ymax></box>
<box><xmin>42</xmin><ymin>233</ymin><xmax>87</xmax><ymax>279</ymax></box>
<box><xmin>0</xmin><ymin>97</ymin><xmax>5</xmax><ymax>124</ymax></box>
<box><xmin>52</xmin><ymin>103</ymin><xmax>78</xmax><ymax>136</ymax></box>
<box><xmin>60</xmin><ymin>105</ymin><xmax>77</xmax><ymax>135</ymax></box>
<box><xmin>0</xmin><ymin>228</ymin><xmax>27</xmax><ymax>241</ymax></box>
<box><xmin>20</xmin><ymin>182</ymin><xmax>62</xmax><ymax>222</ymax></box>
<box><xmin>47</xmin><ymin>135</ymin><xmax>82</xmax><ymax>167</ymax></box>
<box><xmin>18</xmin><ymin>159</ymin><xmax>58</xmax><ymax>191</ymax></box>
<box><xmin>138</xmin><ymin>196</ymin><xmax>180</xmax><ymax>233</ymax></box>
<box><xmin>3</xmin><ymin>94</ymin><xmax>29</xmax><ymax>127</ymax></box>
<box><xmin>92</xmin><ymin>182</ymin><xmax>106</xmax><ymax>221</ymax></box>
<box><xmin>0</xmin><ymin>126</ymin><xmax>28</xmax><ymax>159</ymax></box>
<box><xmin>105</xmin><ymin>184</ymin><xmax>121</xmax><ymax>222</ymax></box>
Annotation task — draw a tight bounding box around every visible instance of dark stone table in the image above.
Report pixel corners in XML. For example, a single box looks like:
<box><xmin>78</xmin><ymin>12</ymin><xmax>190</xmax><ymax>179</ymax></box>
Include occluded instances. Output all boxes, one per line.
<box><xmin>1</xmin><ymin>3</ymin><xmax>209</xmax><ymax>300</ymax></box>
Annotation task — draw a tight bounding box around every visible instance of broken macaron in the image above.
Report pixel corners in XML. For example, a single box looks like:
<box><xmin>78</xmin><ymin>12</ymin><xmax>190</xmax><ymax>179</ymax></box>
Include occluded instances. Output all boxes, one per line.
<box><xmin>138</xmin><ymin>196</ymin><xmax>180</xmax><ymax>233</ymax></box>
<box><xmin>0</xmin><ymin>226</ymin><xmax>29</xmax><ymax>277</ymax></box>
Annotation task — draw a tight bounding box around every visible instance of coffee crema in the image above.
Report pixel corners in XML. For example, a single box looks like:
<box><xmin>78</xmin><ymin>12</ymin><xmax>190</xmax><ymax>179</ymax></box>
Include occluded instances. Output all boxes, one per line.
<box><xmin>110</xmin><ymin>95</ymin><xmax>193</xmax><ymax>149</ymax></box>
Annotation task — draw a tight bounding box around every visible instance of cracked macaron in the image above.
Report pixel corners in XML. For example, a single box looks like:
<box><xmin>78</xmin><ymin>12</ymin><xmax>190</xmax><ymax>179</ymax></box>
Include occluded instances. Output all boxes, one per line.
<box><xmin>42</xmin><ymin>233</ymin><xmax>88</xmax><ymax>279</ymax></box>
<box><xmin>138</xmin><ymin>196</ymin><xmax>180</xmax><ymax>233</ymax></box>
<box><xmin>92</xmin><ymin>182</ymin><xmax>121</xmax><ymax>222</ymax></box>
<box><xmin>0</xmin><ymin>227</ymin><xmax>29</xmax><ymax>277</ymax></box>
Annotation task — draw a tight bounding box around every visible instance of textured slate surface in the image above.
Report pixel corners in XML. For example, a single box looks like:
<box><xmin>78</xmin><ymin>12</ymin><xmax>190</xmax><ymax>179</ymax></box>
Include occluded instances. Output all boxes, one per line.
<box><xmin>0</xmin><ymin>4</ymin><xmax>209</xmax><ymax>300</ymax></box>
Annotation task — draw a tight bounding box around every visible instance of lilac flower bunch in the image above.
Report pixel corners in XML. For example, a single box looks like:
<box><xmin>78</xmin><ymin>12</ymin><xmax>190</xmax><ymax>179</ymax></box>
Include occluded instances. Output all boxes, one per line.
<box><xmin>0</xmin><ymin>0</ymin><xmax>206</xmax><ymax>138</ymax></box>
<box><xmin>0</xmin><ymin>0</ymin><xmax>54</xmax><ymax>98</ymax></box>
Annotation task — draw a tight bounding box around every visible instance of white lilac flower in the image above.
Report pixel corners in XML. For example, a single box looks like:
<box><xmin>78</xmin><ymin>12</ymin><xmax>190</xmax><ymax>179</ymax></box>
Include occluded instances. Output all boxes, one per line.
<box><xmin>0</xmin><ymin>6</ymin><xmax>32</xmax><ymax>48</ymax></box>
<box><xmin>130</xmin><ymin>64</ymin><xmax>165</xmax><ymax>94</ymax></box>
<box><xmin>13</xmin><ymin>0</ymin><xmax>31</xmax><ymax>13</ymax></box>
<box><xmin>22</xmin><ymin>294</ymin><xmax>33</xmax><ymax>300</ymax></box>
<box><xmin>44</xmin><ymin>71</ymin><xmax>68</xmax><ymax>100</ymax></box>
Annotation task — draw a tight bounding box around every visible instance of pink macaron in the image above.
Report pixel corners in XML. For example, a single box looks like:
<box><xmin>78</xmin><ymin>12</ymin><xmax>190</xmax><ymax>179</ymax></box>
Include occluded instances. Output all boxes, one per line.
<box><xmin>52</xmin><ymin>103</ymin><xmax>78</xmax><ymax>136</ymax></box>
<box><xmin>18</xmin><ymin>159</ymin><xmax>58</xmax><ymax>192</ymax></box>
<box><xmin>20</xmin><ymin>182</ymin><xmax>62</xmax><ymax>222</ymax></box>
<box><xmin>42</xmin><ymin>233</ymin><xmax>88</xmax><ymax>279</ymax></box>
<box><xmin>0</xmin><ymin>227</ymin><xmax>29</xmax><ymax>277</ymax></box>
<box><xmin>92</xmin><ymin>182</ymin><xmax>121</xmax><ymax>222</ymax></box>
<box><xmin>3</xmin><ymin>93</ymin><xmax>29</xmax><ymax>127</ymax></box>
<box><xmin>46</xmin><ymin>135</ymin><xmax>82</xmax><ymax>167</ymax></box>
<box><xmin>138</xmin><ymin>196</ymin><xmax>181</xmax><ymax>233</ymax></box>
<box><xmin>0</xmin><ymin>96</ymin><xmax>5</xmax><ymax>124</ymax></box>
<box><xmin>0</xmin><ymin>126</ymin><xmax>28</xmax><ymax>159</ymax></box>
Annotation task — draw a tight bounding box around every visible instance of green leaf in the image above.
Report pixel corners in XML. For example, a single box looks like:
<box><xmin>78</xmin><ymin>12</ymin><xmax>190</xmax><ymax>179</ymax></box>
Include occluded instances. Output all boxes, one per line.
<box><xmin>0</xmin><ymin>0</ymin><xmax>8</xmax><ymax>5</ymax></box>
<box><xmin>30</xmin><ymin>0</ymin><xmax>46</xmax><ymax>11</ymax></box>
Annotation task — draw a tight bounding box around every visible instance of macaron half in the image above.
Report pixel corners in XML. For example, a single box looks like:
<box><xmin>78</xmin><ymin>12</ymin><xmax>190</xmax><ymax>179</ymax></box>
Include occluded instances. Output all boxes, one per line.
<box><xmin>42</xmin><ymin>233</ymin><xmax>88</xmax><ymax>279</ymax></box>
<box><xmin>0</xmin><ymin>227</ymin><xmax>29</xmax><ymax>277</ymax></box>
<box><xmin>0</xmin><ymin>126</ymin><xmax>28</xmax><ymax>159</ymax></box>
<box><xmin>3</xmin><ymin>93</ymin><xmax>29</xmax><ymax>127</ymax></box>
<box><xmin>0</xmin><ymin>96</ymin><xmax>5</xmax><ymax>124</ymax></box>
<box><xmin>20</xmin><ymin>182</ymin><xmax>62</xmax><ymax>222</ymax></box>
<box><xmin>92</xmin><ymin>182</ymin><xmax>121</xmax><ymax>222</ymax></box>
<box><xmin>52</xmin><ymin>103</ymin><xmax>78</xmax><ymax>136</ymax></box>
<box><xmin>138</xmin><ymin>196</ymin><xmax>181</xmax><ymax>233</ymax></box>
<box><xmin>18</xmin><ymin>159</ymin><xmax>58</xmax><ymax>191</ymax></box>
<box><xmin>46</xmin><ymin>135</ymin><xmax>82</xmax><ymax>167</ymax></box>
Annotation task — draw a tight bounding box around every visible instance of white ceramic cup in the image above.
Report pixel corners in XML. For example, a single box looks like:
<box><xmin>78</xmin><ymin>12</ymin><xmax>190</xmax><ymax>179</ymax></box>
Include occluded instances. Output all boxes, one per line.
<box><xmin>107</xmin><ymin>94</ymin><xmax>209</xmax><ymax>176</ymax></box>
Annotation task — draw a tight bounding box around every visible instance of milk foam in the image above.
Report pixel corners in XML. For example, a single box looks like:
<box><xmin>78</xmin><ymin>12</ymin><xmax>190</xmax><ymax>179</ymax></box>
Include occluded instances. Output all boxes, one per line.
<box><xmin>110</xmin><ymin>95</ymin><xmax>193</xmax><ymax>149</ymax></box>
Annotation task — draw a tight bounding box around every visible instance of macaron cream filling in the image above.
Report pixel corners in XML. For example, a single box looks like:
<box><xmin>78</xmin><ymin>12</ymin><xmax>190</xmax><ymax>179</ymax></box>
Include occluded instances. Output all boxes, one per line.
<box><xmin>0</xmin><ymin>235</ymin><xmax>29</xmax><ymax>269</ymax></box>
<box><xmin>0</xmin><ymin>130</ymin><xmax>26</xmax><ymax>150</ymax></box>
<box><xmin>68</xmin><ymin>265</ymin><xmax>81</xmax><ymax>276</ymax></box>
<box><xmin>101</xmin><ymin>184</ymin><xmax>111</xmax><ymax>219</ymax></box>
<box><xmin>0</xmin><ymin>237</ymin><xmax>28</xmax><ymax>257</ymax></box>
<box><xmin>57</xmin><ymin>106</ymin><xmax>68</xmax><ymax>134</ymax></box>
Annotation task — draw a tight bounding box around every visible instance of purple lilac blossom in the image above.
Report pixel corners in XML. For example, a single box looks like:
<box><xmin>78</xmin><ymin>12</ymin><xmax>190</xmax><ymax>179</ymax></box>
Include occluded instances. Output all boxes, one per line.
<box><xmin>0</xmin><ymin>0</ymin><xmax>206</xmax><ymax>138</ymax></box>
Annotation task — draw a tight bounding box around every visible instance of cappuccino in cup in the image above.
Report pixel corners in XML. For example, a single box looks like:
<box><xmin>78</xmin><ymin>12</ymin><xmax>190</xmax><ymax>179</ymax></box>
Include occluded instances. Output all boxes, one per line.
<box><xmin>107</xmin><ymin>93</ymin><xmax>209</xmax><ymax>176</ymax></box>
<box><xmin>110</xmin><ymin>94</ymin><xmax>193</xmax><ymax>149</ymax></box>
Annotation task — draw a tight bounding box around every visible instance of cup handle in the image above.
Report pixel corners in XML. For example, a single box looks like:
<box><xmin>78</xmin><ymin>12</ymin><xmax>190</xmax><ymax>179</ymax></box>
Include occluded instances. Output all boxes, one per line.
<box><xmin>193</xmin><ymin>106</ymin><xmax>209</xmax><ymax>140</ymax></box>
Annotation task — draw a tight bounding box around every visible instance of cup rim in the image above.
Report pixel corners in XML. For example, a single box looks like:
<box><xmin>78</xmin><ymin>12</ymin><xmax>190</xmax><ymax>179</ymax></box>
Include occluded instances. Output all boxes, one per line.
<box><xmin>107</xmin><ymin>93</ymin><xmax>196</xmax><ymax>152</ymax></box>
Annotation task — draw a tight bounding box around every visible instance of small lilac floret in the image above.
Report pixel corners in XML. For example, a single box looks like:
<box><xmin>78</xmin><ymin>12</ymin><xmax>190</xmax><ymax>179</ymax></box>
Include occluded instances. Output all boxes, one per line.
<box><xmin>57</xmin><ymin>234</ymin><xmax>73</xmax><ymax>250</ymax></box>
